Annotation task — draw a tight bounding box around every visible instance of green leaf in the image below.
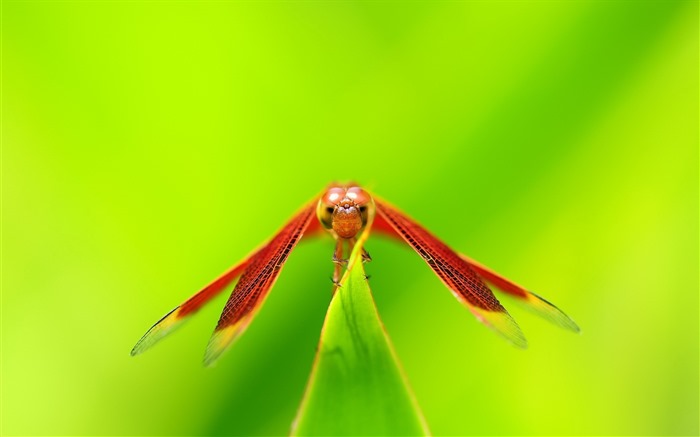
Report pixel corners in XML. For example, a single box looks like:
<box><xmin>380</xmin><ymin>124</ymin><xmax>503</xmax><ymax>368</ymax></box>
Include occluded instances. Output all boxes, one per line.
<box><xmin>291</xmin><ymin>242</ymin><xmax>430</xmax><ymax>436</ymax></box>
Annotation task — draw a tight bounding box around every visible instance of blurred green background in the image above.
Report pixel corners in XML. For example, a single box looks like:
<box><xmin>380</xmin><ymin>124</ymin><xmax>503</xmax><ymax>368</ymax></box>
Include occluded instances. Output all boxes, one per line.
<box><xmin>3</xmin><ymin>1</ymin><xmax>698</xmax><ymax>435</ymax></box>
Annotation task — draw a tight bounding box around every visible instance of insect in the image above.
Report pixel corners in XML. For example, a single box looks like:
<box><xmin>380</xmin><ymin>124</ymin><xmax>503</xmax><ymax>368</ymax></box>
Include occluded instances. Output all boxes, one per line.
<box><xmin>131</xmin><ymin>183</ymin><xmax>579</xmax><ymax>366</ymax></box>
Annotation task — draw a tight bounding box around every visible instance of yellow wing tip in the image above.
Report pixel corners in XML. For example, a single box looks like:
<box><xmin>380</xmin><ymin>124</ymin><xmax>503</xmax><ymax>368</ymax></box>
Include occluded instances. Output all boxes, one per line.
<box><xmin>470</xmin><ymin>307</ymin><xmax>528</xmax><ymax>349</ymax></box>
<box><xmin>131</xmin><ymin>306</ymin><xmax>183</xmax><ymax>356</ymax></box>
<box><xmin>203</xmin><ymin>323</ymin><xmax>246</xmax><ymax>367</ymax></box>
<box><xmin>527</xmin><ymin>292</ymin><xmax>581</xmax><ymax>333</ymax></box>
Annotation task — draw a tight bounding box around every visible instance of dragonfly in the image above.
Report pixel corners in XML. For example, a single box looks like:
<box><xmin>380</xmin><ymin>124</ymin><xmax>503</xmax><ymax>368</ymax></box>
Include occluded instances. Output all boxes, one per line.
<box><xmin>131</xmin><ymin>183</ymin><xmax>579</xmax><ymax>366</ymax></box>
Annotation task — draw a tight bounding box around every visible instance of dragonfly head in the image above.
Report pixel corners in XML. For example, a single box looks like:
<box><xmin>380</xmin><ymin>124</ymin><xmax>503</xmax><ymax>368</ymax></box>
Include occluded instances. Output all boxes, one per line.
<box><xmin>317</xmin><ymin>185</ymin><xmax>374</xmax><ymax>239</ymax></box>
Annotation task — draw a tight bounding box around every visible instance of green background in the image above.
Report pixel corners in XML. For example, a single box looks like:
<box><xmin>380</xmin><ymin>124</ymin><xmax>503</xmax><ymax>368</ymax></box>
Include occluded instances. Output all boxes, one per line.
<box><xmin>3</xmin><ymin>1</ymin><xmax>698</xmax><ymax>435</ymax></box>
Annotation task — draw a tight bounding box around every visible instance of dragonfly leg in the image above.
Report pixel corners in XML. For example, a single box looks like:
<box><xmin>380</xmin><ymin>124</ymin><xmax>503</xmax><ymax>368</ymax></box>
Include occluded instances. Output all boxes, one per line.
<box><xmin>332</xmin><ymin>238</ymin><xmax>348</xmax><ymax>286</ymax></box>
<box><xmin>332</xmin><ymin>238</ymin><xmax>349</xmax><ymax>264</ymax></box>
<box><xmin>346</xmin><ymin>237</ymin><xmax>371</xmax><ymax>263</ymax></box>
<box><xmin>331</xmin><ymin>237</ymin><xmax>369</xmax><ymax>285</ymax></box>
<box><xmin>361</xmin><ymin>247</ymin><xmax>372</xmax><ymax>263</ymax></box>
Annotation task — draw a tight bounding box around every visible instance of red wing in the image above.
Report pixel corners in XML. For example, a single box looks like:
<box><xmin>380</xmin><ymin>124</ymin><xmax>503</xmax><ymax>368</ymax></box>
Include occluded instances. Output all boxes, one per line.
<box><xmin>203</xmin><ymin>202</ymin><xmax>317</xmax><ymax>366</ymax></box>
<box><xmin>131</xmin><ymin>250</ymin><xmax>258</xmax><ymax>356</ymax></box>
<box><xmin>371</xmin><ymin>210</ymin><xmax>401</xmax><ymax>239</ymax></box>
<box><xmin>304</xmin><ymin>215</ymin><xmax>324</xmax><ymax>237</ymax></box>
<box><xmin>374</xmin><ymin>198</ymin><xmax>527</xmax><ymax>348</ymax></box>
<box><xmin>372</xmin><ymin>207</ymin><xmax>578</xmax><ymax>333</ymax></box>
<box><xmin>459</xmin><ymin>256</ymin><xmax>580</xmax><ymax>332</ymax></box>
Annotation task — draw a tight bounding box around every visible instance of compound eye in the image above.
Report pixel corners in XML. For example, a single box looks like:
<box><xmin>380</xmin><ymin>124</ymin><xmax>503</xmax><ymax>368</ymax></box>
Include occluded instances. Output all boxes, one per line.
<box><xmin>316</xmin><ymin>200</ymin><xmax>336</xmax><ymax>230</ymax></box>
<box><xmin>322</xmin><ymin>187</ymin><xmax>346</xmax><ymax>205</ymax></box>
<box><xmin>346</xmin><ymin>187</ymin><xmax>371</xmax><ymax>205</ymax></box>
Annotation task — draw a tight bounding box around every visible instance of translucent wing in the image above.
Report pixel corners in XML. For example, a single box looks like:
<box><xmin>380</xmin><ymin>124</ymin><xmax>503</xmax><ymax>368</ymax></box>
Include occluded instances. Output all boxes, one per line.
<box><xmin>132</xmin><ymin>201</ymin><xmax>318</xmax><ymax>359</ymax></box>
<box><xmin>131</xmin><ymin>251</ymin><xmax>258</xmax><ymax>356</ymax></box>
<box><xmin>203</xmin><ymin>203</ymin><xmax>317</xmax><ymax>366</ymax></box>
<box><xmin>374</xmin><ymin>198</ymin><xmax>527</xmax><ymax>348</ymax></box>
<box><xmin>459</xmin><ymin>256</ymin><xmax>580</xmax><ymax>332</ymax></box>
<box><xmin>372</xmin><ymin>209</ymin><xmax>578</xmax><ymax>333</ymax></box>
